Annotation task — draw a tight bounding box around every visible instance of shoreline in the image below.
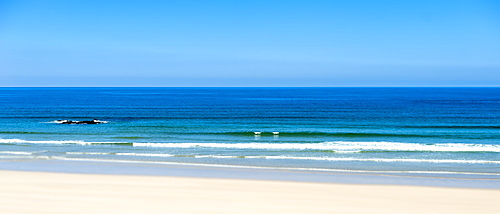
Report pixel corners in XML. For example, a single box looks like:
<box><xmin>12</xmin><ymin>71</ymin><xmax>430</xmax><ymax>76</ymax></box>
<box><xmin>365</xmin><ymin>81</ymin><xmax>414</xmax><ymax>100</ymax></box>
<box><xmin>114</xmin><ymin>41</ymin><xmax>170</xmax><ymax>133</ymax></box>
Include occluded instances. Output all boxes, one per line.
<box><xmin>1</xmin><ymin>158</ymin><xmax>499</xmax><ymax>189</ymax></box>
<box><xmin>1</xmin><ymin>169</ymin><xmax>499</xmax><ymax>214</ymax></box>
<box><xmin>1</xmin><ymin>157</ymin><xmax>500</xmax><ymax>213</ymax></box>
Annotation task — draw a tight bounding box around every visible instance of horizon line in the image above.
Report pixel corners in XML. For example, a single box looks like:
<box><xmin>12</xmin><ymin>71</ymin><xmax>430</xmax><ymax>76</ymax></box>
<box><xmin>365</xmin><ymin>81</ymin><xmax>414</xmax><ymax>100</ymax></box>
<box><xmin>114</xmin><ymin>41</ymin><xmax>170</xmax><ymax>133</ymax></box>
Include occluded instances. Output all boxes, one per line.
<box><xmin>1</xmin><ymin>86</ymin><xmax>500</xmax><ymax>88</ymax></box>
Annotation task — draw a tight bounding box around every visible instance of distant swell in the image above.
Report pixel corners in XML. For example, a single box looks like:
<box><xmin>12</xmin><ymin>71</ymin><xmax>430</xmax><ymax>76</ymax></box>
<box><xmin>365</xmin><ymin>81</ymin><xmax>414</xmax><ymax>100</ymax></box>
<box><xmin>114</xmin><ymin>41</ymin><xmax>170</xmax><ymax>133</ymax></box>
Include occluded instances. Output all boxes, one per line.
<box><xmin>218</xmin><ymin>132</ymin><xmax>427</xmax><ymax>138</ymax></box>
<box><xmin>402</xmin><ymin>125</ymin><xmax>500</xmax><ymax>129</ymax></box>
<box><xmin>203</xmin><ymin>131</ymin><xmax>498</xmax><ymax>139</ymax></box>
<box><xmin>0</xmin><ymin>131</ymin><xmax>51</xmax><ymax>134</ymax></box>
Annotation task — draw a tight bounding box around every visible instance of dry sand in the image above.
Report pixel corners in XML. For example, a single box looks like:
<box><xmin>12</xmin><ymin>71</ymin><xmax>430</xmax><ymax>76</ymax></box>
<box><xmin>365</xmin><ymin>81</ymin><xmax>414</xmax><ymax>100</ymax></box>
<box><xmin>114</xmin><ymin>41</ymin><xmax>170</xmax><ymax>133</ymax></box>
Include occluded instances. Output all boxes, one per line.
<box><xmin>0</xmin><ymin>170</ymin><xmax>498</xmax><ymax>214</ymax></box>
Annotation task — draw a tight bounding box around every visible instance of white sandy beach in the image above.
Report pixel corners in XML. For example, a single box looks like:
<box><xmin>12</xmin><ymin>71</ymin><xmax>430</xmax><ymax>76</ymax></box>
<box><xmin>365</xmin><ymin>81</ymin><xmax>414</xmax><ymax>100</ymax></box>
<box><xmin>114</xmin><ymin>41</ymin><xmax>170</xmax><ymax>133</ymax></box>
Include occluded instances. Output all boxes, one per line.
<box><xmin>0</xmin><ymin>170</ymin><xmax>498</xmax><ymax>214</ymax></box>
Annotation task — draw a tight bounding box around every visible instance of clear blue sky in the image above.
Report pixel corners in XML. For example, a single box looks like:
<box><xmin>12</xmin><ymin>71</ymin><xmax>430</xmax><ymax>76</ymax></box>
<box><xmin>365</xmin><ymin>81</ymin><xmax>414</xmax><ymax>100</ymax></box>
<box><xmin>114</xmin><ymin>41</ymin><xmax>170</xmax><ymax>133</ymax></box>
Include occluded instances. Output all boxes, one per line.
<box><xmin>1</xmin><ymin>0</ymin><xmax>499</xmax><ymax>86</ymax></box>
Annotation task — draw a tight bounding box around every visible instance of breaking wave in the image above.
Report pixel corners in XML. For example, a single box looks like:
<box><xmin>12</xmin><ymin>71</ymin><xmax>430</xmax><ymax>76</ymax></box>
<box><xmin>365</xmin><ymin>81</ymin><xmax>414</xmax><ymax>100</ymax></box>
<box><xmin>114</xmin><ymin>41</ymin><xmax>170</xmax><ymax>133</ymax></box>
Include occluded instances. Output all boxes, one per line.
<box><xmin>133</xmin><ymin>141</ymin><xmax>500</xmax><ymax>153</ymax></box>
<box><xmin>2</xmin><ymin>139</ymin><xmax>499</xmax><ymax>153</ymax></box>
<box><xmin>0</xmin><ymin>139</ymin><xmax>132</xmax><ymax>145</ymax></box>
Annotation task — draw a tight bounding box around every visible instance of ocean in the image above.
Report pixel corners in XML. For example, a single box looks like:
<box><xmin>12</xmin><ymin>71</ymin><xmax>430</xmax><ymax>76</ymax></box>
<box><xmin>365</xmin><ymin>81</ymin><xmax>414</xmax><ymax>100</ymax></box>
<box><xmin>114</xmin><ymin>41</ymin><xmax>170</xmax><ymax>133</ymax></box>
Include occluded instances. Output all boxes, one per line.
<box><xmin>0</xmin><ymin>87</ymin><xmax>499</xmax><ymax>175</ymax></box>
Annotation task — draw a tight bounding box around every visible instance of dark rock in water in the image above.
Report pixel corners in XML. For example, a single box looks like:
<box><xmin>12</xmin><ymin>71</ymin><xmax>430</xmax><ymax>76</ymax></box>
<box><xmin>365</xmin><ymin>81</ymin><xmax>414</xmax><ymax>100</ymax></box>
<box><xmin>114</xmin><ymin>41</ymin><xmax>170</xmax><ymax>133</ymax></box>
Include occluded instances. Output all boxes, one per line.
<box><xmin>58</xmin><ymin>119</ymin><xmax>105</xmax><ymax>124</ymax></box>
<box><xmin>77</xmin><ymin>120</ymin><xmax>100</xmax><ymax>124</ymax></box>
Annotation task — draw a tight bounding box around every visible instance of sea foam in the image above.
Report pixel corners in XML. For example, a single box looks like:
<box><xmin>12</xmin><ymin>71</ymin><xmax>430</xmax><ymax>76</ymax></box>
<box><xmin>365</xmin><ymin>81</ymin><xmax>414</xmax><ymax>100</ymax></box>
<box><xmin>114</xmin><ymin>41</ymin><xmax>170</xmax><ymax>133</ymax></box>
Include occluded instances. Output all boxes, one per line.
<box><xmin>2</xmin><ymin>139</ymin><xmax>499</xmax><ymax>152</ymax></box>
<box><xmin>0</xmin><ymin>139</ymin><xmax>130</xmax><ymax>145</ymax></box>
<box><xmin>132</xmin><ymin>141</ymin><xmax>500</xmax><ymax>153</ymax></box>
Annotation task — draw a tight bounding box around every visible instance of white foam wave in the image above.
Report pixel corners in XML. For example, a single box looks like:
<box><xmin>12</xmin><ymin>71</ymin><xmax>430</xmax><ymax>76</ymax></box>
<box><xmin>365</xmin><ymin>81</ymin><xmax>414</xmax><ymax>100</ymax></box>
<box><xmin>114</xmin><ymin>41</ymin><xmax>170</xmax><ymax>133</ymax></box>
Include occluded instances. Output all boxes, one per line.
<box><xmin>0</xmin><ymin>139</ymin><xmax>128</xmax><ymax>145</ymax></box>
<box><xmin>2</xmin><ymin>138</ymin><xmax>499</xmax><ymax>153</ymax></box>
<box><xmin>41</xmin><ymin>120</ymin><xmax>63</xmax><ymax>124</ymax></box>
<box><xmin>0</xmin><ymin>151</ymin><xmax>33</xmax><ymax>155</ymax></box>
<box><xmin>66</xmin><ymin>152</ymin><xmax>115</xmax><ymax>155</ymax></box>
<box><xmin>46</xmin><ymin>120</ymin><xmax>70</xmax><ymax>124</ymax></box>
<box><xmin>133</xmin><ymin>141</ymin><xmax>500</xmax><ymax>152</ymax></box>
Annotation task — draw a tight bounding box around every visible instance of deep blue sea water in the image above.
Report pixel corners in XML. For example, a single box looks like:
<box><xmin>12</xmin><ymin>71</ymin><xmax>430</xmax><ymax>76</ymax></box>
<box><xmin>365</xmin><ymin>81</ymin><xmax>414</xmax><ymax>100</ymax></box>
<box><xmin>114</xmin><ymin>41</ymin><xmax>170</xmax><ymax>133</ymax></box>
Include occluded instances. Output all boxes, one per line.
<box><xmin>0</xmin><ymin>87</ymin><xmax>499</xmax><ymax>174</ymax></box>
